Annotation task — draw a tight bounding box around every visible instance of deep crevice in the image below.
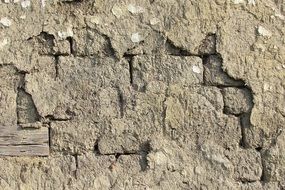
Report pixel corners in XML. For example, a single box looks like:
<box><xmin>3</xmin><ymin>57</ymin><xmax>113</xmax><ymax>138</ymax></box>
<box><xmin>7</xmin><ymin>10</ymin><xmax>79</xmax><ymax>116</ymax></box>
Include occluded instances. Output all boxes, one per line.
<box><xmin>165</xmin><ymin>38</ymin><xmax>194</xmax><ymax>56</ymax></box>
<box><xmin>239</xmin><ymin>114</ymin><xmax>250</xmax><ymax>148</ymax></box>
<box><xmin>239</xmin><ymin>178</ymin><xmax>258</xmax><ymax>184</ymax></box>
<box><xmin>199</xmin><ymin>34</ymin><xmax>255</xmax><ymax>150</ymax></box>
<box><xmin>116</xmin><ymin>87</ymin><xmax>125</xmax><ymax>118</ymax></box>
<box><xmin>48</xmin><ymin>125</ymin><xmax>52</xmax><ymax>150</ymax></box>
<box><xmin>60</xmin><ymin>0</ymin><xmax>83</xmax><ymax>4</ymax></box>
<box><xmin>94</xmin><ymin>140</ymin><xmax>100</xmax><ymax>155</ymax></box>
<box><xmin>123</xmin><ymin>53</ymin><xmax>135</xmax><ymax>86</ymax></box>
<box><xmin>72</xmin><ymin>154</ymin><xmax>79</xmax><ymax>179</ymax></box>
<box><xmin>260</xmin><ymin>157</ymin><xmax>266</xmax><ymax>182</ymax></box>
<box><xmin>66</xmin><ymin>37</ymin><xmax>74</xmax><ymax>55</ymax></box>
<box><xmin>44</xmin><ymin>115</ymin><xmax>72</xmax><ymax>122</ymax></box>
<box><xmin>54</xmin><ymin>56</ymin><xmax>60</xmax><ymax>80</ymax></box>
<box><xmin>100</xmin><ymin>151</ymin><xmax>138</xmax><ymax>158</ymax></box>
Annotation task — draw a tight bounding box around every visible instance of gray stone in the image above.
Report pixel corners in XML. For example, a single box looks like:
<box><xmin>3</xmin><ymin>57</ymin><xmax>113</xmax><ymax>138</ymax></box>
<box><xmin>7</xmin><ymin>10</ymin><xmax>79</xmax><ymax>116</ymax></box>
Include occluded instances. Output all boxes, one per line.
<box><xmin>222</xmin><ymin>87</ymin><xmax>253</xmax><ymax>115</ymax></box>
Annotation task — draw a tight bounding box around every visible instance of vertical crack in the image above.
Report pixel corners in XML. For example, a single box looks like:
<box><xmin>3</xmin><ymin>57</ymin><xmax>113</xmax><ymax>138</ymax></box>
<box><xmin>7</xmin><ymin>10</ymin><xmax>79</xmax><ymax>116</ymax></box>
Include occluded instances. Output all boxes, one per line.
<box><xmin>73</xmin><ymin>154</ymin><xmax>79</xmax><ymax>179</ymax></box>
<box><xmin>48</xmin><ymin>124</ymin><xmax>52</xmax><ymax>150</ymax></box>
<box><xmin>260</xmin><ymin>152</ymin><xmax>266</xmax><ymax>182</ymax></box>
<box><xmin>67</xmin><ymin>37</ymin><xmax>74</xmax><ymax>55</ymax></box>
<box><xmin>94</xmin><ymin>140</ymin><xmax>100</xmax><ymax>155</ymax></box>
<box><xmin>116</xmin><ymin>87</ymin><xmax>125</xmax><ymax>118</ymax></box>
<box><xmin>240</xmin><ymin>113</ymin><xmax>251</xmax><ymax>148</ymax></box>
<box><xmin>54</xmin><ymin>55</ymin><xmax>60</xmax><ymax>80</ymax></box>
<box><xmin>200</xmin><ymin>33</ymin><xmax>254</xmax><ymax>150</ymax></box>
<box><xmin>237</xmin><ymin>87</ymin><xmax>254</xmax><ymax>149</ymax></box>
<box><xmin>201</xmin><ymin>54</ymin><xmax>210</xmax><ymax>86</ymax></box>
<box><xmin>123</xmin><ymin>53</ymin><xmax>135</xmax><ymax>86</ymax></box>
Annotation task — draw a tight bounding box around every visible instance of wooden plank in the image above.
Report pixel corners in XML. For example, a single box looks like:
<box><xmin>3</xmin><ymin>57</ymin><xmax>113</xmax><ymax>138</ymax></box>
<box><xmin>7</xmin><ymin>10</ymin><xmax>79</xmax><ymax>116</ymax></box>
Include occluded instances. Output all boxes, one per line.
<box><xmin>0</xmin><ymin>126</ymin><xmax>48</xmax><ymax>145</ymax></box>
<box><xmin>0</xmin><ymin>145</ymin><xmax>49</xmax><ymax>156</ymax></box>
<box><xmin>0</xmin><ymin>125</ymin><xmax>49</xmax><ymax>156</ymax></box>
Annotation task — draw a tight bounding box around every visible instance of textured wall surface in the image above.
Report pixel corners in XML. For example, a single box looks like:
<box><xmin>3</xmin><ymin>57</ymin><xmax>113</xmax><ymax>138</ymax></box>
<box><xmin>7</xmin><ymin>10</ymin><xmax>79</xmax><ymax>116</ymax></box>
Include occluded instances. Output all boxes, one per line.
<box><xmin>0</xmin><ymin>0</ymin><xmax>285</xmax><ymax>189</ymax></box>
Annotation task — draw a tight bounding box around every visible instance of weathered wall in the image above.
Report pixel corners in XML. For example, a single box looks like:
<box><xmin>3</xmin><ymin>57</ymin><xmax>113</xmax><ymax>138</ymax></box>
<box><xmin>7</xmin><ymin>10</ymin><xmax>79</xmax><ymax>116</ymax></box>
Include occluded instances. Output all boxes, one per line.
<box><xmin>0</xmin><ymin>0</ymin><xmax>284</xmax><ymax>189</ymax></box>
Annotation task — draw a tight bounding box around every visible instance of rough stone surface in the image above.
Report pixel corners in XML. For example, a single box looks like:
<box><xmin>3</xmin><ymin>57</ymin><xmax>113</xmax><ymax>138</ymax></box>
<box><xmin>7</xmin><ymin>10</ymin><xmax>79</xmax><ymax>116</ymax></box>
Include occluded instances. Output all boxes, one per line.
<box><xmin>0</xmin><ymin>0</ymin><xmax>284</xmax><ymax>189</ymax></box>
<box><xmin>222</xmin><ymin>87</ymin><xmax>253</xmax><ymax>115</ymax></box>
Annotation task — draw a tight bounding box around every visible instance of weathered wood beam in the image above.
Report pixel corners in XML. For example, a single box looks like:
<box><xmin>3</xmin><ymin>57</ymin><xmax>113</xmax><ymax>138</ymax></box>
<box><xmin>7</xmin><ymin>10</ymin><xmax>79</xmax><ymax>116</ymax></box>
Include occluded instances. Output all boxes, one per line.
<box><xmin>0</xmin><ymin>125</ymin><xmax>49</xmax><ymax>156</ymax></box>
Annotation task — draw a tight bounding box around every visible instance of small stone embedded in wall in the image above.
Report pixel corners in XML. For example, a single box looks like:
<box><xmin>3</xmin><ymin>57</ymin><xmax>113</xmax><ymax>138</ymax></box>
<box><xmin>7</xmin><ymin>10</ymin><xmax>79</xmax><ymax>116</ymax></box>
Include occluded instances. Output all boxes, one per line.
<box><xmin>20</xmin><ymin>15</ymin><xmax>26</xmax><ymax>19</ymax></box>
<box><xmin>0</xmin><ymin>17</ymin><xmax>12</xmax><ymax>27</ymax></box>
<box><xmin>192</xmin><ymin>65</ymin><xmax>201</xmax><ymax>74</ymax></box>
<box><xmin>21</xmin><ymin>0</ymin><xmax>31</xmax><ymax>8</ymax></box>
<box><xmin>112</xmin><ymin>5</ymin><xmax>125</xmax><ymax>18</ymax></box>
<box><xmin>222</xmin><ymin>87</ymin><xmax>253</xmax><ymax>115</ymax></box>
<box><xmin>248</xmin><ymin>0</ymin><xmax>256</xmax><ymax>5</ymax></box>
<box><xmin>127</xmin><ymin>4</ymin><xmax>144</xmax><ymax>14</ymax></box>
<box><xmin>58</xmin><ymin>27</ymin><xmax>74</xmax><ymax>40</ymax></box>
<box><xmin>150</xmin><ymin>18</ymin><xmax>160</xmax><ymax>25</ymax></box>
<box><xmin>233</xmin><ymin>0</ymin><xmax>245</xmax><ymax>4</ymax></box>
<box><xmin>131</xmin><ymin>33</ymin><xmax>144</xmax><ymax>43</ymax></box>
<box><xmin>257</xmin><ymin>26</ymin><xmax>272</xmax><ymax>37</ymax></box>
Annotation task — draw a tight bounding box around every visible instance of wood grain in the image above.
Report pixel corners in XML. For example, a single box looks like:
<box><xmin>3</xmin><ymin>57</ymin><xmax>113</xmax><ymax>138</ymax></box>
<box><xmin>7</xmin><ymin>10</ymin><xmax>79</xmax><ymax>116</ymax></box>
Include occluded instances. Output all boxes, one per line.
<box><xmin>0</xmin><ymin>125</ymin><xmax>49</xmax><ymax>156</ymax></box>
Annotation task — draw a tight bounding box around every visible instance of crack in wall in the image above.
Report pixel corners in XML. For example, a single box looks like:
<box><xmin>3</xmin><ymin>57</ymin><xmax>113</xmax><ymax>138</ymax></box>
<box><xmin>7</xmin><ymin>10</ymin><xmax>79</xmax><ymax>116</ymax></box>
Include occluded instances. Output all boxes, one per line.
<box><xmin>124</xmin><ymin>33</ymin><xmax>260</xmax><ymax>183</ymax></box>
<box><xmin>94</xmin><ymin>139</ymin><xmax>151</xmax><ymax>171</ymax></box>
<box><xmin>123</xmin><ymin>53</ymin><xmax>135</xmax><ymax>86</ymax></box>
<box><xmin>54</xmin><ymin>55</ymin><xmax>60</xmax><ymax>80</ymax></box>
<box><xmin>1</xmin><ymin>16</ymin><xmax>271</xmax><ymax>186</ymax></box>
<box><xmin>73</xmin><ymin>154</ymin><xmax>79</xmax><ymax>179</ymax></box>
<box><xmin>165</xmin><ymin>37</ymin><xmax>195</xmax><ymax>56</ymax></box>
<box><xmin>116</xmin><ymin>87</ymin><xmax>126</xmax><ymax>118</ymax></box>
<box><xmin>66</xmin><ymin>37</ymin><xmax>75</xmax><ymax>55</ymax></box>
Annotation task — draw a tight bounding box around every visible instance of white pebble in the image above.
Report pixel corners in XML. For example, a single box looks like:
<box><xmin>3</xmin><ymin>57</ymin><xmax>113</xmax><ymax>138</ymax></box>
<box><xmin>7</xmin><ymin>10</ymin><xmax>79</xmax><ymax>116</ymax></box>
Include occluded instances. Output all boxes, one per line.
<box><xmin>263</xmin><ymin>83</ymin><xmax>270</xmax><ymax>91</ymax></box>
<box><xmin>131</xmin><ymin>33</ymin><xmax>144</xmax><ymax>43</ymax></box>
<box><xmin>4</xmin><ymin>0</ymin><xmax>10</xmax><ymax>3</ymax></box>
<box><xmin>257</xmin><ymin>26</ymin><xmax>272</xmax><ymax>37</ymax></box>
<box><xmin>41</xmin><ymin>0</ymin><xmax>45</xmax><ymax>8</ymax></box>
<box><xmin>14</xmin><ymin>0</ymin><xmax>20</xmax><ymax>2</ymax></box>
<box><xmin>21</xmin><ymin>0</ymin><xmax>31</xmax><ymax>8</ymax></box>
<box><xmin>127</xmin><ymin>4</ymin><xmax>144</xmax><ymax>14</ymax></box>
<box><xmin>20</xmin><ymin>15</ymin><xmax>26</xmax><ymax>19</ymax></box>
<box><xmin>248</xmin><ymin>0</ymin><xmax>256</xmax><ymax>5</ymax></box>
<box><xmin>233</xmin><ymin>0</ymin><xmax>244</xmax><ymax>4</ymax></box>
<box><xmin>192</xmin><ymin>65</ymin><xmax>201</xmax><ymax>74</ymax></box>
<box><xmin>275</xmin><ymin>13</ymin><xmax>285</xmax><ymax>20</ymax></box>
<box><xmin>89</xmin><ymin>16</ymin><xmax>101</xmax><ymax>25</ymax></box>
<box><xmin>0</xmin><ymin>17</ymin><xmax>12</xmax><ymax>27</ymax></box>
<box><xmin>112</xmin><ymin>5</ymin><xmax>124</xmax><ymax>18</ymax></box>
<box><xmin>150</xmin><ymin>18</ymin><xmax>160</xmax><ymax>25</ymax></box>
<box><xmin>58</xmin><ymin>27</ymin><xmax>73</xmax><ymax>40</ymax></box>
